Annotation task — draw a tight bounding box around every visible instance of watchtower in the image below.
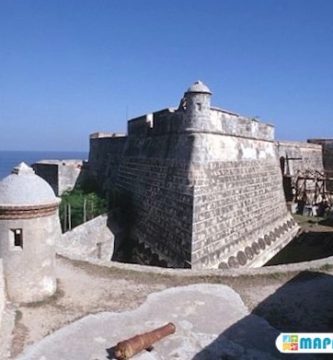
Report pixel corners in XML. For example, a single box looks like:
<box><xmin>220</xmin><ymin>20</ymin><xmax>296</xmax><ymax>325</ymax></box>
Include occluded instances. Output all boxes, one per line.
<box><xmin>0</xmin><ymin>163</ymin><xmax>61</xmax><ymax>302</ymax></box>
<box><xmin>183</xmin><ymin>80</ymin><xmax>212</xmax><ymax>131</ymax></box>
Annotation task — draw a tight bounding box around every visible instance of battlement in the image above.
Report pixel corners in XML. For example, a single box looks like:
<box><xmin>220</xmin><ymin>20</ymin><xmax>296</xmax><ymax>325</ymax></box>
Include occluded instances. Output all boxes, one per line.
<box><xmin>128</xmin><ymin>113</ymin><xmax>154</xmax><ymax>136</ymax></box>
<box><xmin>308</xmin><ymin>138</ymin><xmax>333</xmax><ymax>144</ymax></box>
<box><xmin>126</xmin><ymin>106</ymin><xmax>274</xmax><ymax>141</ymax></box>
<box><xmin>277</xmin><ymin>140</ymin><xmax>322</xmax><ymax>150</ymax></box>
<box><xmin>127</xmin><ymin>108</ymin><xmax>181</xmax><ymax>136</ymax></box>
<box><xmin>209</xmin><ymin>108</ymin><xmax>274</xmax><ymax>141</ymax></box>
<box><xmin>90</xmin><ymin>132</ymin><xmax>126</xmax><ymax>139</ymax></box>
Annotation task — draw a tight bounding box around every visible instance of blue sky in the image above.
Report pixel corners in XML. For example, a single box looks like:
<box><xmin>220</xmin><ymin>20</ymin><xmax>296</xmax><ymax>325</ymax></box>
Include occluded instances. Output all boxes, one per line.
<box><xmin>0</xmin><ymin>0</ymin><xmax>332</xmax><ymax>151</ymax></box>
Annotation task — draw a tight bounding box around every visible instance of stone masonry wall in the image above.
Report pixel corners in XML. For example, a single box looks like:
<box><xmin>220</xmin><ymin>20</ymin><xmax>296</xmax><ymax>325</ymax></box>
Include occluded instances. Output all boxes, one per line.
<box><xmin>210</xmin><ymin>108</ymin><xmax>274</xmax><ymax>140</ymax></box>
<box><xmin>32</xmin><ymin>163</ymin><xmax>59</xmax><ymax>195</ymax></box>
<box><xmin>33</xmin><ymin>160</ymin><xmax>84</xmax><ymax>196</ymax></box>
<box><xmin>276</xmin><ymin>141</ymin><xmax>325</xmax><ymax>203</ymax></box>
<box><xmin>308</xmin><ymin>139</ymin><xmax>333</xmax><ymax>191</ymax></box>
<box><xmin>99</xmin><ymin>129</ymin><xmax>299</xmax><ymax>269</ymax></box>
<box><xmin>190</xmin><ymin>135</ymin><xmax>298</xmax><ymax>269</ymax></box>
<box><xmin>116</xmin><ymin>133</ymin><xmax>195</xmax><ymax>267</ymax></box>
<box><xmin>276</xmin><ymin>141</ymin><xmax>323</xmax><ymax>176</ymax></box>
<box><xmin>89</xmin><ymin>135</ymin><xmax>127</xmax><ymax>193</ymax></box>
<box><xmin>58</xmin><ymin>161</ymin><xmax>82</xmax><ymax>195</ymax></box>
<box><xmin>58</xmin><ymin>214</ymin><xmax>114</xmax><ymax>261</ymax></box>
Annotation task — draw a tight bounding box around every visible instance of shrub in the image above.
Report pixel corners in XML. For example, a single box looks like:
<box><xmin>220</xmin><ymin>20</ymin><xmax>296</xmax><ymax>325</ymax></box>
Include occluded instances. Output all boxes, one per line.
<box><xmin>59</xmin><ymin>187</ymin><xmax>107</xmax><ymax>231</ymax></box>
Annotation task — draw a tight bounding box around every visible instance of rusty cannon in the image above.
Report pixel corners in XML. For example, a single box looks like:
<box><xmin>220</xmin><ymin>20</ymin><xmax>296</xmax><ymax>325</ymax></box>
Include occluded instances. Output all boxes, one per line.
<box><xmin>113</xmin><ymin>322</ymin><xmax>176</xmax><ymax>359</ymax></box>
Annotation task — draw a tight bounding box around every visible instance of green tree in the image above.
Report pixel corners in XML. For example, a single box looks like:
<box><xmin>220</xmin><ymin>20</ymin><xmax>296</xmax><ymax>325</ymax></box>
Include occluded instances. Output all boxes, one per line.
<box><xmin>60</xmin><ymin>187</ymin><xmax>107</xmax><ymax>232</ymax></box>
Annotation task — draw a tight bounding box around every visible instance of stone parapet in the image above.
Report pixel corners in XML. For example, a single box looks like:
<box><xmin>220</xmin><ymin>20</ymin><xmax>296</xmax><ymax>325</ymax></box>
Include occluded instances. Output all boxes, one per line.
<box><xmin>58</xmin><ymin>214</ymin><xmax>114</xmax><ymax>261</ymax></box>
<box><xmin>56</xmin><ymin>251</ymin><xmax>333</xmax><ymax>278</ymax></box>
<box><xmin>276</xmin><ymin>140</ymin><xmax>324</xmax><ymax>175</ymax></box>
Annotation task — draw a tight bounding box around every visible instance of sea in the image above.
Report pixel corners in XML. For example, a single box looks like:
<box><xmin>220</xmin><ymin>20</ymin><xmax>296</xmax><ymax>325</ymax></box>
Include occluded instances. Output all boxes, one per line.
<box><xmin>0</xmin><ymin>150</ymin><xmax>88</xmax><ymax>180</ymax></box>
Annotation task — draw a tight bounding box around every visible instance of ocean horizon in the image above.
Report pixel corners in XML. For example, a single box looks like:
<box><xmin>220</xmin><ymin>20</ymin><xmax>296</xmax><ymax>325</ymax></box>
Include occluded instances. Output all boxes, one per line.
<box><xmin>0</xmin><ymin>150</ymin><xmax>88</xmax><ymax>180</ymax></box>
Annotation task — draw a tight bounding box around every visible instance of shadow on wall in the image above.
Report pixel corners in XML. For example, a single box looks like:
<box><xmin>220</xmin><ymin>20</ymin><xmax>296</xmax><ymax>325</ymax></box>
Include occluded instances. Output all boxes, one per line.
<box><xmin>106</xmin><ymin>187</ymin><xmax>135</xmax><ymax>263</ymax></box>
<box><xmin>74</xmin><ymin>164</ymin><xmax>98</xmax><ymax>193</ymax></box>
<box><xmin>107</xmin><ymin>207</ymin><xmax>134</xmax><ymax>263</ymax></box>
<box><xmin>193</xmin><ymin>271</ymin><xmax>333</xmax><ymax>359</ymax></box>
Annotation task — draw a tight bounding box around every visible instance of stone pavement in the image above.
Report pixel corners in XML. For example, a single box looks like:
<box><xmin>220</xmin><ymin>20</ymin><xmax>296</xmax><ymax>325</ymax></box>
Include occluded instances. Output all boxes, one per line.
<box><xmin>17</xmin><ymin>284</ymin><xmax>283</xmax><ymax>360</ymax></box>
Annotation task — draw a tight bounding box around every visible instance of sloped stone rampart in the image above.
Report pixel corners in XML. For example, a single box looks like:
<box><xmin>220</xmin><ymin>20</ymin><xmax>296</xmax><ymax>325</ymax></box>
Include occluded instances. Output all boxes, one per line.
<box><xmin>58</xmin><ymin>214</ymin><xmax>114</xmax><ymax>261</ymax></box>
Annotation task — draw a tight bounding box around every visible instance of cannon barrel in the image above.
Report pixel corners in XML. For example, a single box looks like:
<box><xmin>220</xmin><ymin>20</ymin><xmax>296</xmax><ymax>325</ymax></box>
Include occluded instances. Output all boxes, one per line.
<box><xmin>114</xmin><ymin>322</ymin><xmax>176</xmax><ymax>360</ymax></box>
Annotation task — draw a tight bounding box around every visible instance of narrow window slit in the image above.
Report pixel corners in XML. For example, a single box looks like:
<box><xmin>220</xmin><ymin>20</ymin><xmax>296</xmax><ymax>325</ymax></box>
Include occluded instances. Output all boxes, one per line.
<box><xmin>11</xmin><ymin>229</ymin><xmax>23</xmax><ymax>248</ymax></box>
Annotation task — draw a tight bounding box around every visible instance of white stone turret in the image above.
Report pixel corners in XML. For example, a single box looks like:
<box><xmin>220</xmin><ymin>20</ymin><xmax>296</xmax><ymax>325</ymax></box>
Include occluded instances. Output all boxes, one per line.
<box><xmin>183</xmin><ymin>80</ymin><xmax>212</xmax><ymax>131</ymax></box>
<box><xmin>0</xmin><ymin>163</ymin><xmax>61</xmax><ymax>303</ymax></box>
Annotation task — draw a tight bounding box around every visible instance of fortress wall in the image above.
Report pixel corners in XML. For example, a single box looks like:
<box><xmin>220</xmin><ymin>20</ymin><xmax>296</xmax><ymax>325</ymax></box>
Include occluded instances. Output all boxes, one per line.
<box><xmin>276</xmin><ymin>141</ymin><xmax>324</xmax><ymax>175</ymax></box>
<box><xmin>151</xmin><ymin>109</ymin><xmax>181</xmax><ymax>135</ymax></box>
<box><xmin>128</xmin><ymin>114</ymin><xmax>153</xmax><ymax>136</ymax></box>
<box><xmin>33</xmin><ymin>161</ymin><xmax>84</xmax><ymax>196</ymax></box>
<box><xmin>58</xmin><ymin>214</ymin><xmax>114</xmax><ymax>261</ymax></box>
<box><xmin>58</xmin><ymin>250</ymin><xmax>333</xmax><ymax>279</ymax></box>
<box><xmin>308</xmin><ymin>139</ymin><xmax>333</xmax><ymax>191</ymax></box>
<box><xmin>190</xmin><ymin>134</ymin><xmax>298</xmax><ymax>269</ymax></box>
<box><xmin>32</xmin><ymin>163</ymin><xmax>59</xmax><ymax>195</ymax></box>
<box><xmin>116</xmin><ymin>133</ymin><xmax>195</xmax><ymax>267</ymax></box>
<box><xmin>88</xmin><ymin>114</ymin><xmax>299</xmax><ymax>268</ymax></box>
<box><xmin>58</xmin><ymin>161</ymin><xmax>83</xmax><ymax>195</ymax></box>
<box><xmin>112</xmin><ymin>127</ymin><xmax>299</xmax><ymax>269</ymax></box>
<box><xmin>128</xmin><ymin>109</ymin><xmax>183</xmax><ymax>137</ymax></box>
<box><xmin>88</xmin><ymin>135</ymin><xmax>126</xmax><ymax>192</ymax></box>
<box><xmin>210</xmin><ymin>109</ymin><xmax>274</xmax><ymax>140</ymax></box>
<box><xmin>127</xmin><ymin>108</ymin><xmax>274</xmax><ymax>140</ymax></box>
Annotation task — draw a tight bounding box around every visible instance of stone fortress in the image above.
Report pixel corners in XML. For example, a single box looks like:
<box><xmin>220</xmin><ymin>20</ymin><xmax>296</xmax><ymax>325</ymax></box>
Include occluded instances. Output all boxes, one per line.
<box><xmin>0</xmin><ymin>81</ymin><xmax>333</xmax><ymax>359</ymax></box>
<box><xmin>88</xmin><ymin>81</ymin><xmax>308</xmax><ymax>269</ymax></box>
<box><xmin>1</xmin><ymin>81</ymin><xmax>330</xmax><ymax>276</ymax></box>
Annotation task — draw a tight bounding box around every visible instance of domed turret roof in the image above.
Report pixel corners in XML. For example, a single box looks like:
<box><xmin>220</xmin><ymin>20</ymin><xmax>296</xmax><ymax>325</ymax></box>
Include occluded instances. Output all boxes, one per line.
<box><xmin>186</xmin><ymin>80</ymin><xmax>212</xmax><ymax>94</ymax></box>
<box><xmin>0</xmin><ymin>163</ymin><xmax>58</xmax><ymax>206</ymax></box>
